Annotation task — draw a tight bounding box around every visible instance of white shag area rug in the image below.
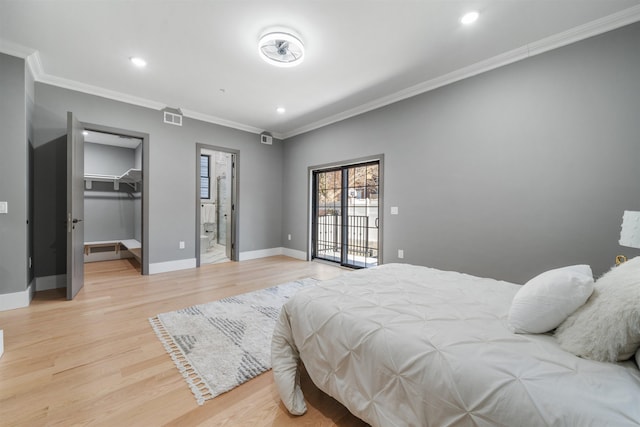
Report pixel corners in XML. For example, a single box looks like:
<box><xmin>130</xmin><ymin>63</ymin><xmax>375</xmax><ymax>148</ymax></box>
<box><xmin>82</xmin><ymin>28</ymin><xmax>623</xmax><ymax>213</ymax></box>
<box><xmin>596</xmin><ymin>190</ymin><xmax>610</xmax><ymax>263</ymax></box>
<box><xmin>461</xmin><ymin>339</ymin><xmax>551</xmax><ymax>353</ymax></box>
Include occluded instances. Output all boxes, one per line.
<box><xmin>149</xmin><ymin>278</ymin><xmax>317</xmax><ymax>405</ymax></box>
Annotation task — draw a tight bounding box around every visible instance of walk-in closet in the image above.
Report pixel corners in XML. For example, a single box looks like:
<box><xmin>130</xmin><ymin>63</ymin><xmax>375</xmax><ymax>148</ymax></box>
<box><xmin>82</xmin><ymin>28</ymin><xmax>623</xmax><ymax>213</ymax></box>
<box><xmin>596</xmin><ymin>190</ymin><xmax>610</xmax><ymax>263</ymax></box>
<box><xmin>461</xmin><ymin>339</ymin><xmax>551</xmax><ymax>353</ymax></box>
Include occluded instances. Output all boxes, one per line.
<box><xmin>83</xmin><ymin>131</ymin><xmax>143</xmax><ymax>270</ymax></box>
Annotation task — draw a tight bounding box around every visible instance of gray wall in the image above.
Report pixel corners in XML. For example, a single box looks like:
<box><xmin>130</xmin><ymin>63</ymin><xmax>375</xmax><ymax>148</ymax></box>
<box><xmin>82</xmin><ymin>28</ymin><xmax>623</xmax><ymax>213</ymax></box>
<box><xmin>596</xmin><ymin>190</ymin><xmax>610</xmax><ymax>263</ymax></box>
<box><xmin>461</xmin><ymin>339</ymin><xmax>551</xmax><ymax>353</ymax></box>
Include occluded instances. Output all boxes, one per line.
<box><xmin>282</xmin><ymin>22</ymin><xmax>640</xmax><ymax>284</ymax></box>
<box><xmin>33</xmin><ymin>83</ymin><xmax>283</xmax><ymax>276</ymax></box>
<box><xmin>0</xmin><ymin>53</ymin><xmax>30</xmax><ymax>295</ymax></box>
<box><xmin>84</xmin><ymin>142</ymin><xmax>135</xmax><ymax>175</ymax></box>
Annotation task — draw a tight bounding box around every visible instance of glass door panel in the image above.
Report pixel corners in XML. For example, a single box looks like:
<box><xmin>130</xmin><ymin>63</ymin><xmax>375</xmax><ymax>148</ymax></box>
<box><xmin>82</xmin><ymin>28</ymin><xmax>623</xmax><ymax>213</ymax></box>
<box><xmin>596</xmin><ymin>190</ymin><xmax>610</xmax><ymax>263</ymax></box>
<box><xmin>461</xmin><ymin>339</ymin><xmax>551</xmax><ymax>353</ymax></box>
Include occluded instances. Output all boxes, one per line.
<box><xmin>313</xmin><ymin>161</ymin><xmax>379</xmax><ymax>268</ymax></box>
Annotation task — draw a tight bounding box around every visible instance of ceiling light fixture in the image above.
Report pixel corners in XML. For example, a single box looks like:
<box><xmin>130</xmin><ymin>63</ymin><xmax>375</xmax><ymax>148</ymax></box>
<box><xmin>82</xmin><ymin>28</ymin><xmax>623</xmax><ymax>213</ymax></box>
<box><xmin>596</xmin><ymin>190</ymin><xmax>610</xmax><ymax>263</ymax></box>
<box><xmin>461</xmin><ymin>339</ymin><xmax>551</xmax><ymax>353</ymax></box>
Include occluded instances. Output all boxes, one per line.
<box><xmin>276</xmin><ymin>107</ymin><xmax>286</xmax><ymax>114</ymax></box>
<box><xmin>130</xmin><ymin>56</ymin><xmax>147</xmax><ymax>68</ymax></box>
<box><xmin>258</xmin><ymin>32</ymin><xmax>304</xmax><ymax>68</ymax></box>
<box><xmin>460</xmin><ymin>11</ymin><xmax>480</xmax><ymax>25</ymax></box>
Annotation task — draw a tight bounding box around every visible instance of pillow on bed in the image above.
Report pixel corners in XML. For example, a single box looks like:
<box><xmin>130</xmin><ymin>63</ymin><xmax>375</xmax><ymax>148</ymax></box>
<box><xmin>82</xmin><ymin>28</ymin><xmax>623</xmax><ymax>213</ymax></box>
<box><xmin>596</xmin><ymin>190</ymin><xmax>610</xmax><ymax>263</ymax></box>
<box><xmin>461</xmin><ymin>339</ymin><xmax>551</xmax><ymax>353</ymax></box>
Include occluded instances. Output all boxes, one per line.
<box><xmin>555</xmin><ymin>256</ymin><xmax>640</xmax><ymax>362</ymax></box>
<box><xmin>508</xmin><ymin>265</ymin><xmax>594</xmax><ymax>334</ymax></box>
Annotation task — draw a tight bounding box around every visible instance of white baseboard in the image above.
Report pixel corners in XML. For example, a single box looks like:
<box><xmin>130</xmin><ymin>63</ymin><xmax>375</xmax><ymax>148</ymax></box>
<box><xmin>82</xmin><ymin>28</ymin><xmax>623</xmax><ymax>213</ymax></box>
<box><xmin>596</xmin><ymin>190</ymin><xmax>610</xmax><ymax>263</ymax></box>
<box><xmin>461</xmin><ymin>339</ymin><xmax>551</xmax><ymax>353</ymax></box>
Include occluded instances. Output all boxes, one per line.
<box><xmin>282</xmin><ymin>247</ymin><xmax>308</xmax><ymax>260</ymax></box>
<box><xmin>239</xmin><ymin>247</ymin><xmax>308</xmax><ymax>261</ymax></box>
<box><xmin>149</xmin><ymin>258</ymin><xmax>197</xmax><ymax>275</ymax></box>
<box><xmin>239</xmin><ymin>247</ymin><xmax>284</xmax><ymax>261</ymax></box>
<box><xmin>36</xmin><ymin>274</ymin><xmax>67</xmax><ymax>291</ymax></box>
<box><xmin>149</xmin><ymin>249</ymin><xmax>309</xmax><ymax>274</ymax></box>
<box><xmin>0</xmin><ymin>284</ymin><xmax>33</xmax><ymax>312</ymax></box>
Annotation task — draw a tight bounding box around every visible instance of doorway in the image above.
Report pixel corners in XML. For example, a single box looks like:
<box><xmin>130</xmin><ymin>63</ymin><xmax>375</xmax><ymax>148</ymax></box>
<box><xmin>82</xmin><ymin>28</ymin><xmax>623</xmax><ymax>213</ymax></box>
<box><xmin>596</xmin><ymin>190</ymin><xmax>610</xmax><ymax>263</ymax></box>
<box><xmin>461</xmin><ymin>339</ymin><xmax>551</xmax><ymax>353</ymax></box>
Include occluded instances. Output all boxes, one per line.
<box><xmin>196</xmin><ymin>144</ymin><xmax>238</xmax><ymax>266</ymax></box>
<box><xmin>82</xmin><ymin>129</ymin><xmax>144</xmax><ymax>272</ymax></box>
<box><xmin>311</xmin><ymin>158</ymin><xmax>382</xmax><ymax>268</ymax></box>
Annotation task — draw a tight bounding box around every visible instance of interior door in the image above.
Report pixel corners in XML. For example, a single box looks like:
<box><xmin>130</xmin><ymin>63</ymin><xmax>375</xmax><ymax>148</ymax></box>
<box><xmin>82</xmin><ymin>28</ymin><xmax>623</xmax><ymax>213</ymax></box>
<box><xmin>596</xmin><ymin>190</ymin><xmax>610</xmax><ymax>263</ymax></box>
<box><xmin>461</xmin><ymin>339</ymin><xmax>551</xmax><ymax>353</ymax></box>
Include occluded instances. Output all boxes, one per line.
<box><xmin>66</xmin><ymin>112</ymin><xmax>85</xmax><ymax>299</ymax></box>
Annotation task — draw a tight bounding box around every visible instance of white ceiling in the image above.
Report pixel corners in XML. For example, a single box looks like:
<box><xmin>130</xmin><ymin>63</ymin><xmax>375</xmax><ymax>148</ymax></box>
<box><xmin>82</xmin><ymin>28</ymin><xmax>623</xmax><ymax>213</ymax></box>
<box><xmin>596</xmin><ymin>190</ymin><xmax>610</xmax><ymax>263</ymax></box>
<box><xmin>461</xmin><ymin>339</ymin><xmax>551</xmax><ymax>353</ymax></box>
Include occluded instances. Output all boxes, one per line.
<box><xmin>2</xmin><ymin>1</ymin><xmax>640</xmax><ymax>139</ymax></box>
<box><xmin>84</xmin><ymin>130</ymin><xmax>142</xmax><ymax>149</ymax></box>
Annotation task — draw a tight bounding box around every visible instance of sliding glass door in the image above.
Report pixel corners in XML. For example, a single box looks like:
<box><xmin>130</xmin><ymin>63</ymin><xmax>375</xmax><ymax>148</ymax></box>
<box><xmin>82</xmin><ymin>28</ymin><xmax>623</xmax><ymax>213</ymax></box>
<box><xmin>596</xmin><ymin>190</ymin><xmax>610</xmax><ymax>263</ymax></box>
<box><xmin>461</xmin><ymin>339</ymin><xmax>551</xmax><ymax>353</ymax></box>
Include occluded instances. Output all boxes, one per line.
<box><xmin>312</xmin><ymin>161</ymin><xmax>379</xmax><ymax>268</ymax></box>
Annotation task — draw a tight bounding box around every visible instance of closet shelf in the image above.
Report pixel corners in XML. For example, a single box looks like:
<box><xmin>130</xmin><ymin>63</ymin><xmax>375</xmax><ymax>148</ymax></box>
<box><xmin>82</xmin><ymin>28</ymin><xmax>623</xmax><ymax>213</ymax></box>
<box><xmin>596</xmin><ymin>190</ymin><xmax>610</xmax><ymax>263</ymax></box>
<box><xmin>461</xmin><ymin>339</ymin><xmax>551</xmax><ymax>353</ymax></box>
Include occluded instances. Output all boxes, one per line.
<box><xmin>84</xmin><ymin>168</ymin><xmax>142</xmax><ymax>191</ymax></box>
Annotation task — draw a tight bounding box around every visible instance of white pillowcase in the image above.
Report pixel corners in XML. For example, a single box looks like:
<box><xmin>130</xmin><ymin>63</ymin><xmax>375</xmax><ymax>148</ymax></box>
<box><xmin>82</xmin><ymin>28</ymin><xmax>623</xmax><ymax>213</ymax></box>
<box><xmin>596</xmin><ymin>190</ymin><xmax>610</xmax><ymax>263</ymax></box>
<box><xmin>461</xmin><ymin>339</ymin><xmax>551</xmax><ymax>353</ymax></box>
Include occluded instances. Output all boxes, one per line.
<box><xmin>508</xmin><ymin>265</ymin><xmax>594</xmax><ymax>334</ymax></box>
<box><xmin>555</xmin><ymin>257</ymin><xmax>640</xmax><ymax>362</ymax></box>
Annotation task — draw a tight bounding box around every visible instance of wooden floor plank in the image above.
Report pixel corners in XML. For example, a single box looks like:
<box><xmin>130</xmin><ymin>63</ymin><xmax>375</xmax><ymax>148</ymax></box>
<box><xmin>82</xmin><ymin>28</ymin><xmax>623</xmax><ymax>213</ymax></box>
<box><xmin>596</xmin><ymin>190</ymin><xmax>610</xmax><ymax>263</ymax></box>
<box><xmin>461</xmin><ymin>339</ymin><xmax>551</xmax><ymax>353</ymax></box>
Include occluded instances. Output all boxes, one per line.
<box><xmin>0</xmin><ymin>256</ymin><xmax>368</xmax><ymax>426</ymax></box>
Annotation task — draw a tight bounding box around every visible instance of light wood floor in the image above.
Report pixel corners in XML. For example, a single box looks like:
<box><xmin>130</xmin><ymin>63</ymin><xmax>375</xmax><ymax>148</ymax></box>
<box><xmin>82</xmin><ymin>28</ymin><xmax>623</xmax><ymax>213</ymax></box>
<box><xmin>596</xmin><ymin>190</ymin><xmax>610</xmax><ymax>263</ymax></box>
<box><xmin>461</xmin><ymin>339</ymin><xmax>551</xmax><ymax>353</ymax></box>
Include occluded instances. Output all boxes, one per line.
<box><xmin>0</xmin><ymin>256</ymin><xmax>369</xmax><ymax>426</ymax></box>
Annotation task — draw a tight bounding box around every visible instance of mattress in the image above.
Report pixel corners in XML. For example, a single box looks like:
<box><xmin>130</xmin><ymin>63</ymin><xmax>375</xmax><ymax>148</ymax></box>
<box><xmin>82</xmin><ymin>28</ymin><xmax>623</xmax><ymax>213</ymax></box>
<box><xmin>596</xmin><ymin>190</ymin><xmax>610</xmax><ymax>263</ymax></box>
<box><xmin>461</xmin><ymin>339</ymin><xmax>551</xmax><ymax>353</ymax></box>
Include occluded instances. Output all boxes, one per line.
<box><xmin>272</xmin><ymin>263</ymin><xmax>640</xmax><ymax>427</ymax></box>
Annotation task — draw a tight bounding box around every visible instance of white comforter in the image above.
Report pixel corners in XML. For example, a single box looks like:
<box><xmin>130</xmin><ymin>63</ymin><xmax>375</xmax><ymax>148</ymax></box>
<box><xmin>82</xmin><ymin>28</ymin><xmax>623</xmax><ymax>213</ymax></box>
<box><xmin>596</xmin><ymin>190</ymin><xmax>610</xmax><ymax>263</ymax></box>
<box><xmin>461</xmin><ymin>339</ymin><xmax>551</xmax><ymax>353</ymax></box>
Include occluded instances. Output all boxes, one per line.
<box><xmin>272</xmin><ymin>263</ymin><xmax>640</xmax><ymax>427</ymax></box>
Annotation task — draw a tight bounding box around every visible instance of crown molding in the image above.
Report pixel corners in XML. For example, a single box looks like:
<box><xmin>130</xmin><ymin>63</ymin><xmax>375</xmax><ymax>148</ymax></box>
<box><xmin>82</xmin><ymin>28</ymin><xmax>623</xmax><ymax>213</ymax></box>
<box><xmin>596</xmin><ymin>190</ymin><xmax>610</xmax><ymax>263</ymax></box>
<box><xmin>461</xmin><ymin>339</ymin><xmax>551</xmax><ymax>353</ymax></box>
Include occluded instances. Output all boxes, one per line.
<box><xmin>37</xmin><ymin>72</ymin><xmax>167</xmax><ymax>111</ymax></box>
<box><xmin>0</xmin><ymin>38</ymin><xmax>35</xmax><ymax>59</ymax></box>
<box><xmin>180</xmin><ymin>108</ymin><xmax>267</xmax><ymax>136</ymax></box>
<box><xmin>0</xmin><ymin>38</ymin><xmax>268</xmax><ymax>136</ymax></box>
<box><xmin>25</xmin><ymin>51</ymin><xmax>44</xmax><ymax>80</ymax></box>
<box><xmin>281</xmin><ymin>4</ymin><xmax>640</xmax><ymax>139</ymax></box>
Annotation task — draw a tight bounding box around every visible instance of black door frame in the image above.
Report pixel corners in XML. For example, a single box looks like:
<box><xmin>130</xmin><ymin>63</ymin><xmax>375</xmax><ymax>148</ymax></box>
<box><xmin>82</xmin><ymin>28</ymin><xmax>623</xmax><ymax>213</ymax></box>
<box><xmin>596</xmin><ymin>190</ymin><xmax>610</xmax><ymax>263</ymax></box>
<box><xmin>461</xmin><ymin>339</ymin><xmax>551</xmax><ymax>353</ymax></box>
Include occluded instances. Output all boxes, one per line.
<box><xmin>308</xmin><ymin>154</ymin><xmax>384</xmax><ymax>268</ymax></box>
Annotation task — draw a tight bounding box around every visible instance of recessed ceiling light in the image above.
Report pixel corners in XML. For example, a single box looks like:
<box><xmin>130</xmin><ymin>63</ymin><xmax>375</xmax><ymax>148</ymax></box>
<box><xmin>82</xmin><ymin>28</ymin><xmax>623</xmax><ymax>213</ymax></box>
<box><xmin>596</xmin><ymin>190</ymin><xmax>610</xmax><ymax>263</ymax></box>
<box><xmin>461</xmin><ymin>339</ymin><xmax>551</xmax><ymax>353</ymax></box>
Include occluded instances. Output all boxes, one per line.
<box><xmin>258</xmin><ymin>32</ymin><xmax>304</xmax><ymax>68</ymax></box>
<box><xmin>82</xmin><ymin>131</ymin><xmax>89</xmax><ymax>136</ymax></box>
<box><xmin>460</xmin><ymin>11</ymin><xmax>479</xmax><ymax>25</ymax></box>
<box><xmin>276</xmin><ymin>107</ymin><xmax>286</xmax><ymax>114</ymax></box>
<box><xmin>130</xmin><ymin>56</ymin><xmax>147</xmax><ymax>68</ymax></box>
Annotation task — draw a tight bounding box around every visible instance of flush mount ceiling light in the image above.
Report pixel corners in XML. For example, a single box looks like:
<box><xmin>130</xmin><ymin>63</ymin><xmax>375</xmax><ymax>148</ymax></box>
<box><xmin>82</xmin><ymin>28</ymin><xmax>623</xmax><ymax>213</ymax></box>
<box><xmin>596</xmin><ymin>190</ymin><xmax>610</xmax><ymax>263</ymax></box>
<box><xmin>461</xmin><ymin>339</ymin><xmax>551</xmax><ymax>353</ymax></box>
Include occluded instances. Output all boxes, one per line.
<box><xmin>276</xmin><ymin>107</ymin><xmax>286</xmax><ymax>114</ymax></box>
<box><xmin>258</xmin><ymin>32</ymin><xmax>304</xmax><ymax>67</ymax></box>
<box><xmin>460</xmin><ymin>11</ymin><xmax>480</xmax><ymax>25</ymax></box>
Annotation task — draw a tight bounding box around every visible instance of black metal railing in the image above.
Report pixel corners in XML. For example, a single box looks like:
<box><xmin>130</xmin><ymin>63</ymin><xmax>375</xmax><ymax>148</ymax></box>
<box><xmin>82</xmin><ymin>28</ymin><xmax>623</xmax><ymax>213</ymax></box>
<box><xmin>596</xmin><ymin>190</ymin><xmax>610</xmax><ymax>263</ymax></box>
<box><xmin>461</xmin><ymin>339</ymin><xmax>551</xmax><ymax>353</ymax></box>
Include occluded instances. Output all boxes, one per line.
<box><xmin>317</xmin><ymin>214</ymin><xmax>374</xmax><ymax>257</ymax></box>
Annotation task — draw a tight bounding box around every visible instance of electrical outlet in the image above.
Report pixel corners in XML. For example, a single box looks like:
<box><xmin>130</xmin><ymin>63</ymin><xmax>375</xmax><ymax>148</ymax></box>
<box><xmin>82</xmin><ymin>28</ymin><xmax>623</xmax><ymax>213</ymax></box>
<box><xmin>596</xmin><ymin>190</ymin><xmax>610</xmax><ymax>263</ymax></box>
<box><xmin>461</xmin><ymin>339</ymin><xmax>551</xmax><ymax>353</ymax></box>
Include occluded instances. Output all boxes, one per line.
<box><xmin>288</xmin><ymin>234</ymin><xmax>292</xmax><ymax>241</ymax></box>
<box><xmin>391</xmin><ymin>206</ymin><xmax>398</xmax><ymax>215</ymax></box>
<box><xmin>398</xmin><ymin>249</ymin><xmax>404</xmax><ymax>259</ymax></box>
<box><xmin>0</xmin><ymin>201</ymin><xmax>7</xmax><ymax>214</ymax></box>
<box><xmin>179</xmin><ymin>241</ymin><xmax>185</xmax><ymax>249</ymax></box>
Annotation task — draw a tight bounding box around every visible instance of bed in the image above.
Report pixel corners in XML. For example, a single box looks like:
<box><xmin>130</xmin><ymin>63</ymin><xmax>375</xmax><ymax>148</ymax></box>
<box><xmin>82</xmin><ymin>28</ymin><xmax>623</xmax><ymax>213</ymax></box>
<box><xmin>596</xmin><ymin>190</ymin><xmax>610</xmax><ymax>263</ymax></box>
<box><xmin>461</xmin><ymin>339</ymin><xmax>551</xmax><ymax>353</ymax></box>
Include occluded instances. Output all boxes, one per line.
<box><xmin>272</xmin><ymin>263</ymin><xmax>640</xmax><ymax>426</ymax></box>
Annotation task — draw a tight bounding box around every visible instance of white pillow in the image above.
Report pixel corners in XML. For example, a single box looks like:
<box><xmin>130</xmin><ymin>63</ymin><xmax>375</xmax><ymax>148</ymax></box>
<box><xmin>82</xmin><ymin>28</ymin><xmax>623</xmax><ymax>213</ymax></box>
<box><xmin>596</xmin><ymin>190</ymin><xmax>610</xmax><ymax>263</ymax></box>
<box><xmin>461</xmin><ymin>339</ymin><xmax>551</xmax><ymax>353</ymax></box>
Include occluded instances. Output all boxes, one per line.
<box><xmin>555</xmin><ymin>257</ymin><xmax>640</xmax><ymax>362</ymax></box>
<box><xmin>508</xmin><ymin>265</ymin><xmax>594</xmax><ymax>334</ymax></box>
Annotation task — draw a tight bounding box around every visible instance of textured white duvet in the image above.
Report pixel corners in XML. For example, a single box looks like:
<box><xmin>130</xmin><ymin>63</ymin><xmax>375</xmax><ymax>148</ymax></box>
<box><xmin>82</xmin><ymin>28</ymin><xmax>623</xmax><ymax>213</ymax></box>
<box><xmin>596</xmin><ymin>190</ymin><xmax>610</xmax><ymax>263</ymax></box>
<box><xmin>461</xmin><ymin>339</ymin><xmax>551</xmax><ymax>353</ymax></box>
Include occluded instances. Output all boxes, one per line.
<box><xmin>272</xmin><ymin>263</ymin><xmax>640</xmax><ymax>427</ymax></box>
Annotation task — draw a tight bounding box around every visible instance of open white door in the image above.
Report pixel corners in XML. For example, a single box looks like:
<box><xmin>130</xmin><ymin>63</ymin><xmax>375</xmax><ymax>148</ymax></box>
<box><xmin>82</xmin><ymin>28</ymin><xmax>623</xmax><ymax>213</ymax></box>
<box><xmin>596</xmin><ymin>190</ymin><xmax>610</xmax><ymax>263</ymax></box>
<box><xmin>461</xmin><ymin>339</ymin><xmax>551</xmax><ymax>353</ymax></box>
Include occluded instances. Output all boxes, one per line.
<box><xmin>66</xmin><ymin>112</ymin><xmax>84</xmax><ymax>299</ymax></box>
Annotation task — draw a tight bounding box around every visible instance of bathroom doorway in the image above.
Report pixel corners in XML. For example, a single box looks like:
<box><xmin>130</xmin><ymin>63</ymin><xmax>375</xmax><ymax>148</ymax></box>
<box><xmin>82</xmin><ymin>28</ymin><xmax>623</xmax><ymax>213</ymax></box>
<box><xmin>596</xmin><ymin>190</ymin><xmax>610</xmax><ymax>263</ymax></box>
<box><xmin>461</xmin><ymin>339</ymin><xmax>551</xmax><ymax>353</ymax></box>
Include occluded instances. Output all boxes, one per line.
<box><xmin>196</xmin><ymin>144</ymin><xmax>238</xmax><ymax>266</ymax></box>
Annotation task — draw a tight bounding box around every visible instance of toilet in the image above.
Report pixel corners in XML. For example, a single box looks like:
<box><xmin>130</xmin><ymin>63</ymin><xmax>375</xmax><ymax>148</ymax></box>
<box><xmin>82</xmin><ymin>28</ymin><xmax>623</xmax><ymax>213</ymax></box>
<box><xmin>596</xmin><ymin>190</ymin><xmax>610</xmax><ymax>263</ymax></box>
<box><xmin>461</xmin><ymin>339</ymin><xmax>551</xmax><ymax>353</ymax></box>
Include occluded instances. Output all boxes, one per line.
<box><xmin>201</xmin><ymin>222</ymin><xmax>216</xmax><ymax>250</ymax></box>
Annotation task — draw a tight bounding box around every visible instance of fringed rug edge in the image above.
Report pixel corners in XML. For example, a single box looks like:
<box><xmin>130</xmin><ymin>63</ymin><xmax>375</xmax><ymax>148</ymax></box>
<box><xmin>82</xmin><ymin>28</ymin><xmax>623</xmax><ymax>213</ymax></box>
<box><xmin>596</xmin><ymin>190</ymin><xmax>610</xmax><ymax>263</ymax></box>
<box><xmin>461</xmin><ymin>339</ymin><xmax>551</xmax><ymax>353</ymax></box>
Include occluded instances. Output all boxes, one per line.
<box><xmin>148</xmin><ymin>315</ymin><xmax>213</xmax><ymax>405</ymax></box>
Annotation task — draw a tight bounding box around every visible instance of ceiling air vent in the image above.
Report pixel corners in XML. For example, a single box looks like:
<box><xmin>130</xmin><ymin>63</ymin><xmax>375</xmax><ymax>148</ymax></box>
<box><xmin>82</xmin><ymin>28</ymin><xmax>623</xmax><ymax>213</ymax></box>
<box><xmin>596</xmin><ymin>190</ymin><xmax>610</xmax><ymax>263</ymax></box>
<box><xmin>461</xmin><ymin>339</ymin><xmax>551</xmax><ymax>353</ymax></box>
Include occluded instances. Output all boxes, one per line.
<box><xmin>260</xmin><ymin>132</ymin><xmax>273</xmax><ymax>145</ymax></box>
<box><xmin>162</xmin><ymin>107</ymin><xmax>183</xmax><ymax>126</ymax></box>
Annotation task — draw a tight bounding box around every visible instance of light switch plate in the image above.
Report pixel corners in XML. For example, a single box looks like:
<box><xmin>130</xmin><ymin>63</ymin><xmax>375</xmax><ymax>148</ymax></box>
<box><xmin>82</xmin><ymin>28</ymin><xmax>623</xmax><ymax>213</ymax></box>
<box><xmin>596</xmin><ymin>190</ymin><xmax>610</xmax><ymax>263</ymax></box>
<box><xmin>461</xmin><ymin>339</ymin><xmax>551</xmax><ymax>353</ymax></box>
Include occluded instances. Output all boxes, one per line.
<box><xmin>0</xmin><ymin>201</ymin><xmax>7</xmax><ymax>214</ymax></box>
<box><xmin>390</xmin><ymin>206</ymin><xmax>398</xmax><ymax>215</ymax></box>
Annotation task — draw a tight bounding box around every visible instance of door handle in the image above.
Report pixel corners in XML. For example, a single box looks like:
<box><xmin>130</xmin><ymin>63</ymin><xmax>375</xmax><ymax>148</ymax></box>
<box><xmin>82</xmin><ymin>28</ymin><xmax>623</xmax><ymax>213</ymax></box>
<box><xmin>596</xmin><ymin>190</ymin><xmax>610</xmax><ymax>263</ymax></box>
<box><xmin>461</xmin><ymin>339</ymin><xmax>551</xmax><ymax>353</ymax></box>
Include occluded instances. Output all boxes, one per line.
<box><xmin>68</xmin><ymin>214</ymin><xmax>83</xmax><ymax>232</ymax></box>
